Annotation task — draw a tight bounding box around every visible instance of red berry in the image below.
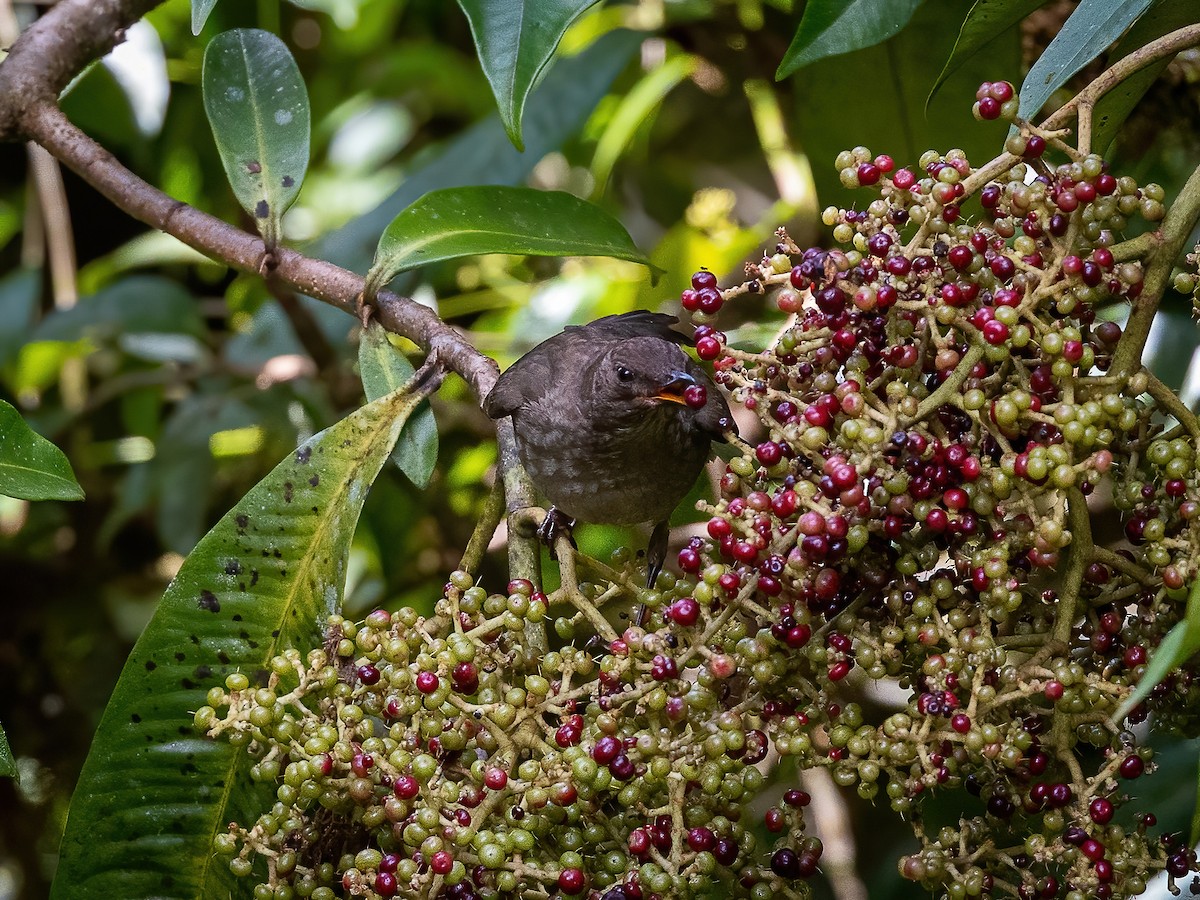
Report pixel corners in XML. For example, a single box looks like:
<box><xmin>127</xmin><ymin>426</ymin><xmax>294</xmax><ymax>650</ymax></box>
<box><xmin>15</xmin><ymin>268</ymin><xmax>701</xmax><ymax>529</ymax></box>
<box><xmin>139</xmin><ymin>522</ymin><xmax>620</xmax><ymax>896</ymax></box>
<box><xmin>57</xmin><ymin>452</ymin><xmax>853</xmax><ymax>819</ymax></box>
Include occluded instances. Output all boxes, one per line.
<box><xmin>695</xmin><ymin>336</ymin><xmax>721</xmax><ymax>360</ymax></box>
<box><xmin>393</xmin><ymin>774</ymin><xmax>420</xmax><ymax>799</ymax></box>
<box><xmin>1089</xmin><ymin>797</ymin><xmax>1115</xmax><ymax>824</ymax></box>
<box><xmin>756</xmin><ymin>441</ymin><xmax>783</xmax><ymax>466</ymax></box>
<box><xmin>558</xmin><ymin>867</ymin><xmax>587</xmax><ymax>895</ymax></box>
<box><xmin>691</xmin><ymin>270</ymin><xmax>717</xmax><ymax>291</ymax></box>
<box><xmin>415</xmin><ymin>671</ymin><xmax>439</xmax><ymax>694</ymax></box>
<box><xmin>667</xmin><ymin>596</ymin><xmax>700</xmax><ymax>626</ymax></box>
<box><xmin>357</xmin><ymin>663</ymin><xmax>380</xmax><ymax>685</ymax></box>
<box><xmin>375</xmin><ymin>872</ymin><xmax>398</xmax><ymax>897</ymax></box>
<box><xmin>976</xmin><ymin>96</ymin><xmax>1001</xmax><ymax>120</ymax></box>
<box><xmin>857</xmin><ymin>162</ymin><xmax>880</xmax><ymax>185</ymax></box>
<box><xmin>683</xmin><ymin>383</ymin><xmax>708</xmax><ymax>408</ymax></box>
<box><xmin>1119</xmin><ymin>755</ymin><xmax>1145</xmax><ymax>779</ymax></box>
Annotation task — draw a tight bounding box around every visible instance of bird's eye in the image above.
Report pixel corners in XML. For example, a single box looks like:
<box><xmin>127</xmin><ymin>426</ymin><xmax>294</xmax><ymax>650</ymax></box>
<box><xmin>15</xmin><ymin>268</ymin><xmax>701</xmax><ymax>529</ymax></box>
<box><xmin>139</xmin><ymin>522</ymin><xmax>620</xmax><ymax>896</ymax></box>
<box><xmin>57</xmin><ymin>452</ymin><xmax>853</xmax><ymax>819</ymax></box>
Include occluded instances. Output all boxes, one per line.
<box><xmin>615</xmin><ymin>365</ymin><xmax>634</xmax><ymax>382</ymax></box>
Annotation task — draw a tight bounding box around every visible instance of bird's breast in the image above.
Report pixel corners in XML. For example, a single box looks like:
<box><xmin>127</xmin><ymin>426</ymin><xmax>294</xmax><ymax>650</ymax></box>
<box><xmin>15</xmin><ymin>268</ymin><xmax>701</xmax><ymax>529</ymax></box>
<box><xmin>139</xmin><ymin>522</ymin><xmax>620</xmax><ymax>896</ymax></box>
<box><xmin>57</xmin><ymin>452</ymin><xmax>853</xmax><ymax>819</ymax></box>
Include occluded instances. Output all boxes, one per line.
<box><xmin>513</xmin><ymin>402</ymin><xmax>709</xmax><ymax>525</ymax></box>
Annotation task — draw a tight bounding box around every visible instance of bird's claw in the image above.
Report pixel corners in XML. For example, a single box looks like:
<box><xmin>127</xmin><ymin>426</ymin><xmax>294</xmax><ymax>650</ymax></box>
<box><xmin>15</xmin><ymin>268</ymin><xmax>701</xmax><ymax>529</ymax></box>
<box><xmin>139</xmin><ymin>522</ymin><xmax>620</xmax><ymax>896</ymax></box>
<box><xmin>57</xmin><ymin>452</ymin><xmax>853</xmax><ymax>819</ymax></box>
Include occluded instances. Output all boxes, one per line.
<box><xmin>536</xmin><ymin>508</ymin><xmax>577</xmax><ymax>557</ymax></box>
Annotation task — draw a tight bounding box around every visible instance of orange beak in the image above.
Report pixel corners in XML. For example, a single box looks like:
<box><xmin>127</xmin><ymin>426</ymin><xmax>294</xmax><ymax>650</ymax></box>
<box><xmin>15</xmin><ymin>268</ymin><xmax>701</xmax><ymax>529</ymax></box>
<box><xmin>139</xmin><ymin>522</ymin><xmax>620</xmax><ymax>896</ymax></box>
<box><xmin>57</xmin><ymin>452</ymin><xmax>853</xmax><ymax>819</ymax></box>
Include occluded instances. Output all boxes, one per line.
<box><xmin>652</xmin><ymin>371</ymin><xmax>696</xmax><ymax>405</ymax></box>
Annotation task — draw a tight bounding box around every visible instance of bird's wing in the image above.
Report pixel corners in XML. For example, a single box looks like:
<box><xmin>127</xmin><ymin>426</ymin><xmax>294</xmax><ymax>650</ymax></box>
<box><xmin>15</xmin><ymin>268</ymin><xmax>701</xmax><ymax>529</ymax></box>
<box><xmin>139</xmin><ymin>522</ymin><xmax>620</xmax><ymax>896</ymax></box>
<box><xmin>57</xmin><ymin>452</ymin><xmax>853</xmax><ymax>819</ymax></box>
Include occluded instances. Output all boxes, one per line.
<box><xmin>483</xmin><ymin>329</ymin><xmax>581</xmax><ymax>419</ymax></box>
<box><xmin>564</xmin><ymin>310</ymin><xmax>693</xmax><ymax>346</ymax></box>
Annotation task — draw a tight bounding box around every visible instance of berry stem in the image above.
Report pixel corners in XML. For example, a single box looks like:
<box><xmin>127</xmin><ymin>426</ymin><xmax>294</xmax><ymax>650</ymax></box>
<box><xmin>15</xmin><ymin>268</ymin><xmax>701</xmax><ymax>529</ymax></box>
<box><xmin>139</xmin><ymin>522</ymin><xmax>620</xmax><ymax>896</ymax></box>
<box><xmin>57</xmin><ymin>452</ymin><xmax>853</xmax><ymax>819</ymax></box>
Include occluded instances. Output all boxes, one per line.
<box><xmin>1052</xmin><ymin>486</ymin><xmax>1094</xmax><ymax>647</ymax></box>
<box><xmin>1111</xmin><ymin>158</ymin><xmax>1200</xmax><ymax>382</ymax></box>
<box><xmin>1144</xmin><ymin>370</ymin><xmax>1200</xmax><ymax>440</ymax></box>
<box><xmin>1042</xmin><ymin>24</ymin><xmax>1200</xmax><ymax>152</ymax></box>
<box><xmin>907</xmin><ymin>344</ymin><xmax>985</xmax><ymax>426</ymax></box>
<box><xmin>459</xmin><ymin>478</ymin><xmax>505</xmax><ymax>575</ymax></box>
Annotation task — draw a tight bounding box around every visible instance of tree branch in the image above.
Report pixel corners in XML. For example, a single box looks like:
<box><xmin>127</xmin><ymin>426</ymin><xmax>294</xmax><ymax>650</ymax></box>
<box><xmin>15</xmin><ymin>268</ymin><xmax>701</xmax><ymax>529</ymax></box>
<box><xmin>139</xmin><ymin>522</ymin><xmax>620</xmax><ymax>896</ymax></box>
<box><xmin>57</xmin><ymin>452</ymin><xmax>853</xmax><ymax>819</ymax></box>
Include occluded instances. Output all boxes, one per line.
<box><xmin>0</xmin><ymin>0</ymin><xmax>544</xmax><ymax>587</ymax></box>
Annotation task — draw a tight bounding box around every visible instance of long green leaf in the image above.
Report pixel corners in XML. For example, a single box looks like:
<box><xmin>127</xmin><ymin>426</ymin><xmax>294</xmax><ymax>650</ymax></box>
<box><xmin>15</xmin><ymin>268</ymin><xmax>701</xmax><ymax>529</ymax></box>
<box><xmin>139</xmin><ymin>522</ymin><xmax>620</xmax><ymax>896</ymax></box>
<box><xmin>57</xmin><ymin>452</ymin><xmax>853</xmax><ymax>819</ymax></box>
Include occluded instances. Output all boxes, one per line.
<box><xmin>777</xmin><ymin>0</ymin><xmax>925</xmax><ymax>79</ymax></box>
<box><xmin>456</xmin><ymin>0</ymin><xmax>600</xmax><ymax>151</ymax></box>
<box><xmin>358</xmin><ymin>321</ymin><xmax>439</xmax><ymax>488</ymax></box>
<box><xmin>364</xmin><ymin>185</ymin><xmax>652</xmax><ymax>294</ymax></box>
<box><xmin>314</xmin><ymin>30</ymin><xmax>641</xmax><ymax>277</ymax></box>
<box><xmin>51</xmin><ymin>376</ymin><xmax>436</xmax><ymax>900</ymax></box>
<box><xmin>0</xmin><ymin>401</ymin><xmax>84</xmax><ymax>502</ymax></box>
<box><xmin>202</xmin><ymin>29</ymin><xmax>310</xmax><ymax>248</ymax></box>
<box><xmin>191</xmin><ymin>0</ymin><xmax>219</xmax><ymax>35</ymax></box>
<box><xmin>1017</xmin><ymin>0</ymin><xmax>1154</xmax><ymax>121</ymax></box>
<box><xmin>927</xmin><ymin>0</ymin><xmax>1046</xmax><ymax>109</ymax></box>
<box><xmin>1090</xmin><ymin>0</ymin><xmax>1200</xmax><ymax>153</ymax></box>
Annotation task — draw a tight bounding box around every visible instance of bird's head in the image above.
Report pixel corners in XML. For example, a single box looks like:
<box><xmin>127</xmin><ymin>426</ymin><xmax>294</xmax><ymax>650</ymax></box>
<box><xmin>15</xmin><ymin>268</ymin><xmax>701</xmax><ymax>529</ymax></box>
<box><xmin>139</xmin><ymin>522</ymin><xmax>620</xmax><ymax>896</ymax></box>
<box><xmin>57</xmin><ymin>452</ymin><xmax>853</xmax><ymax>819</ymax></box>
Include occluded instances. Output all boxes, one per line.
<box><xmin>591</xmin><ymin>337</ymin><xmax>702</xmax><ymax>412</ymax></box>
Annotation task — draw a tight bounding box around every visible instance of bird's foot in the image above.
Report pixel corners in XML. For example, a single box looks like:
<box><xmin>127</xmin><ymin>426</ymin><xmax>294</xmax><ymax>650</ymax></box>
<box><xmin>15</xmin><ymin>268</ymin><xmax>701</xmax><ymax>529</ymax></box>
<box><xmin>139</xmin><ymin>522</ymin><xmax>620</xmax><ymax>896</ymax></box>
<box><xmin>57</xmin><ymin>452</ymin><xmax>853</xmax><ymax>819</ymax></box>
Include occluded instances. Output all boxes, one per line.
<box><xmin>536</xmin><ymin>507</ymin><xmax>577</xmax><ymax>557</ymax></box>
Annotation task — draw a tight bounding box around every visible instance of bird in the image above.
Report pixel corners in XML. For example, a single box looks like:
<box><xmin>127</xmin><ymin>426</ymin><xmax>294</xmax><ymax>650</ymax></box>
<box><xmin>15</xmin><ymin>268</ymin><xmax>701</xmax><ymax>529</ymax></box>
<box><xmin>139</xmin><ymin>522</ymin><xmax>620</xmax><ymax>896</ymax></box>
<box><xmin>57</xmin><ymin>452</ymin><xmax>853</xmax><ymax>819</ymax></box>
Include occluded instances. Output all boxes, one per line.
<box><xmin>484</xmin><ymin>310</ymin><xmax>736</xmax><ymax>589</ymax></box>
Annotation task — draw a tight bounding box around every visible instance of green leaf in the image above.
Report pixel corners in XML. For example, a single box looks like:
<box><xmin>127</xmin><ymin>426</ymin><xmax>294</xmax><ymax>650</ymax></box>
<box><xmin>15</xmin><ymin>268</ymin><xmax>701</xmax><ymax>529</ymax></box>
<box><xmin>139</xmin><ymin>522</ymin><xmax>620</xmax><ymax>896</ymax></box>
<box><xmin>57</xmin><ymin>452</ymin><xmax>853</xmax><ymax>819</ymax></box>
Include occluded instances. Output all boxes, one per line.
<box><xmin>202</xmin><ymin>29</ymin><xmax>310</xmax><ymax>248</ymax></box>
<box><xmin>358</xmin><ymin>321</ymin><xmax>439</xmax><ymax>488</ymax></box>
<box><xmin>1090</xmin><ymin>0</ymin><xmax>1200</xmax><ymax>154</ymax></box>
<box><xmin>51</xmin><ymin>375</ymin><xmax>437</xmax><ymax>900</ymax></box>
<box><xmin>777</xmin><ymin>0</ymin><xmax>925</xmax><ymax>79</ymax></box>
<box><xmin>191</xmin><ymin>0</ymin><xmax>219</xmax><ymax>35</ymax></box>
<box><xmin>364</xmin><ymin>186</ymin><xmax>652</xmax><ymax>294</ymax></box>
<box><xmin>1017</xmin><ymin>0</ymin><xmax>1155</xmax><ymax>121</ymax></box>
<box><xmin>0</xmin><ymin>400</ymin><xmax>84</xmax><ymax>502</ymax></box>
<box><xmin>456</xmin><ymin>0</ymin><xmax>601</xmax><ymax>151</ymax></box>
<box><xmin>32</xmin><ymin>275</ymin><xmax>207</xmax><ymax>344</ymax></box>
<box><xmin>1114</xmin><ymin>576</ymin><xmax>1200</xmax><ymax>723</ymax></box>
<box><xmin>314</xmin><ymin>29</ymin><xmax>642</xmax><ymax>277</ymax></box>
<box><xmin>0</xmin><ymin>722</ymin><xmax>16</xmax><ymax>783</ymax></box>
<box><xmin>927</xmin><ymin>0</ymin><xmax>1046</xmax><ymax>109</ymax></box>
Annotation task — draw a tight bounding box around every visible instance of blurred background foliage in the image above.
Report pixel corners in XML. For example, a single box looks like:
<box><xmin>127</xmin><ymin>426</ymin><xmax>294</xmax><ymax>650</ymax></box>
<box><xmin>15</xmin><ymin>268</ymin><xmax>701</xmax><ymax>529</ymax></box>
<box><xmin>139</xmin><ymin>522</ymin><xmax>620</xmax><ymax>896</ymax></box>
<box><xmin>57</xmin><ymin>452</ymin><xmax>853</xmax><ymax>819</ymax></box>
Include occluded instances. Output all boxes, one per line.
<box><xmin>1</xmin><ymin>0</ymin><xmax>1199</xmax><ymax>897</ymax></box>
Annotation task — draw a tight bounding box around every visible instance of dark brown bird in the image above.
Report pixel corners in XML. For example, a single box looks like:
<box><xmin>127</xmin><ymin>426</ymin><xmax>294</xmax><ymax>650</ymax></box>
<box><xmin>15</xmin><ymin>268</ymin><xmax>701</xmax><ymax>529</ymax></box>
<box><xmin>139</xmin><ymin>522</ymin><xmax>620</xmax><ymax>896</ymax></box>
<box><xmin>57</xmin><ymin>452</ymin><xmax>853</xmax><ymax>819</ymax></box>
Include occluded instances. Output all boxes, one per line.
<box><xmin>484</xmin><ymin>310</ymin><xmax>735</xmax><ymax>587</ymax></box>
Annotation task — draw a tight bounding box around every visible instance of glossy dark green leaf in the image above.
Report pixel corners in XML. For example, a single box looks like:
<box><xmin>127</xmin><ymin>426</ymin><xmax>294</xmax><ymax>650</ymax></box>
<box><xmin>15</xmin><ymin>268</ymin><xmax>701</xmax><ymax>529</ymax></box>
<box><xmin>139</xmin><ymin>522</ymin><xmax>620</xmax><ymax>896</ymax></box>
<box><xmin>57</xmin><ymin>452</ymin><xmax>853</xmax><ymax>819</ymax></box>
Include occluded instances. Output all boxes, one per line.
<box><xmin>51</xmin><ymin>379</ymin><xmax>434</xmax><ymax>900</ymax></box>
<box><xmin>927</xmin><ymin>0</ymin><xmax>1046</xmax><ymax>108</ymax></box>
<box><xmin>0</xmin><ymin>401</ymin><xmax>84</xmax><ymax>502</ymax></box>
<box><xmin>191</xmin><ymin>0</ymin><xmax>219</xmax><ymax>34</ymax></box>
<box><xmin>358</xmin><ymin>321</ymin><xmax>439</xmax><ymax>488</ymax></box>
<box><xmin>202</xmin><ymin>29</ymin><xmax>310</xmax><ymax>248</ymax></box>
<box><xmin>1090</xmin><ymin>0</ymin><xmax>1200</xmax><ymax>154</ymax></box>
<box><xmin>1017</xmin><ymin>0</ymin><xmax>1154</xmax><ymax>121</ymax></box>
<box><xmin>0</xmin><ymin>722</ymin><xmax>15</xmax><ymax>782</ymax></box>
<box><xmin>777</xmin><ymin>0</ymin><xmax>925</xmax><ymax>79</ymax></box>
<box><xmin>364</xmin><ymin>186</ymin><xmax>651</xmax><ymax>294</ymax></box>
<box><xmin>314</xmin><ymin>29</ymin><xmax>641</xmax><ymax>277</ymax></box>
<box><xmin>456</xmin><ymin>0</ymin><xmax>600</xmax><ymax>150</ymax></box>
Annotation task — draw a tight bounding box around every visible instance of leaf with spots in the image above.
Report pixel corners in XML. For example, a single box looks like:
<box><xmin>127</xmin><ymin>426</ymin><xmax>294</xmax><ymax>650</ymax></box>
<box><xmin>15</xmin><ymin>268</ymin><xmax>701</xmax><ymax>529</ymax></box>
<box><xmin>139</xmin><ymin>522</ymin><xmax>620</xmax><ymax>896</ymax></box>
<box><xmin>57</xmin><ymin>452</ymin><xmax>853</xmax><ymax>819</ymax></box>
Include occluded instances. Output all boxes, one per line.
<box><xmin>51</xmin><ymin>370</ymin><xmax>439</xmax><ymax>900</ymax></box>
<box><xmin>202</xmin><ymin>28</ymin><xmax>310</xmax><ymax>248</ymax></box>
<box><xmin>363</xmin><ymin>185</ymin><xmax>653</xmax><ymax>296</ymax></box>
<box><xmin>358</xmin><ymin>320</ymin><xmax>439</xmax><ymax>488</ymax></box>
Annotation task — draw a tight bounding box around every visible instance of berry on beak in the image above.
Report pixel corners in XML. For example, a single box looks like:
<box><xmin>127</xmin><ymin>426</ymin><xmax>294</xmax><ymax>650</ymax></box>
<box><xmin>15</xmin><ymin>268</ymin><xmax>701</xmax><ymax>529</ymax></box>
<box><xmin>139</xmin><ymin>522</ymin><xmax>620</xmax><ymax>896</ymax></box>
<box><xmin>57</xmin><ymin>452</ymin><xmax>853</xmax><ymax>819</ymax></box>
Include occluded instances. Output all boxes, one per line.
<box><xmin>653</xmin><ymin>371</ymin><xmax>696</xmax><ymax>405</ymax></box>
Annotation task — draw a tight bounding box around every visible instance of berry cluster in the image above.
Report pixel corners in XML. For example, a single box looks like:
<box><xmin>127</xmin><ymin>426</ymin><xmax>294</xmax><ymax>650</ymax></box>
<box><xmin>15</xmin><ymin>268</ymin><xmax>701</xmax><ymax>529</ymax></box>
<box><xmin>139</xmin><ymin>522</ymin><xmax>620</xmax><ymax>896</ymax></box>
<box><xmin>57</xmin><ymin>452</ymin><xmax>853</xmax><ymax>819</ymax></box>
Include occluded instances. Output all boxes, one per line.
<box><xmin>198</xmin><ymin>83</ymin><xmax>1200</xmax><ymax>900</ymax></box>
<box><xmin>676</xmin><ymin>85</ymin><xmax>1199</xmax><ymax>899</ymax></box>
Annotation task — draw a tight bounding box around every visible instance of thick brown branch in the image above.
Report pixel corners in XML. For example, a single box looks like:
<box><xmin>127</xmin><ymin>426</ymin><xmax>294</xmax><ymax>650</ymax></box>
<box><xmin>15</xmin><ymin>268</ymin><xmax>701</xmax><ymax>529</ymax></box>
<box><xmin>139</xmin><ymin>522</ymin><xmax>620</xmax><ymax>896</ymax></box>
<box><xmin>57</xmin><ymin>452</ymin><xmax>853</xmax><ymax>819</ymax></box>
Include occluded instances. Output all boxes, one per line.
<box><xmin>0</xmin><ymin>0</ymin><xmax>165</xmax><ymax>138</ymax></box>
<box><xmin>19</xmin><ymin>103</ymin><xmax>498</xmax><ymax>399</ymax></box>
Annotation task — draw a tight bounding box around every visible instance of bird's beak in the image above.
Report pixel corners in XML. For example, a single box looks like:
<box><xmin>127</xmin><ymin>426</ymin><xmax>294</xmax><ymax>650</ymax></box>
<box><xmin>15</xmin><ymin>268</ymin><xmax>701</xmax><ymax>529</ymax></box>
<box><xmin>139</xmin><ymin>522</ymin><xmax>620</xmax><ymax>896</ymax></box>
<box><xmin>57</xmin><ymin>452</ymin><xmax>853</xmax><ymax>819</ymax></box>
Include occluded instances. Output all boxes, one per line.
<box><xmin>652</xmin><ymin>371</ymin><xmax>696</xmax><ymax>405</ymax></box>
